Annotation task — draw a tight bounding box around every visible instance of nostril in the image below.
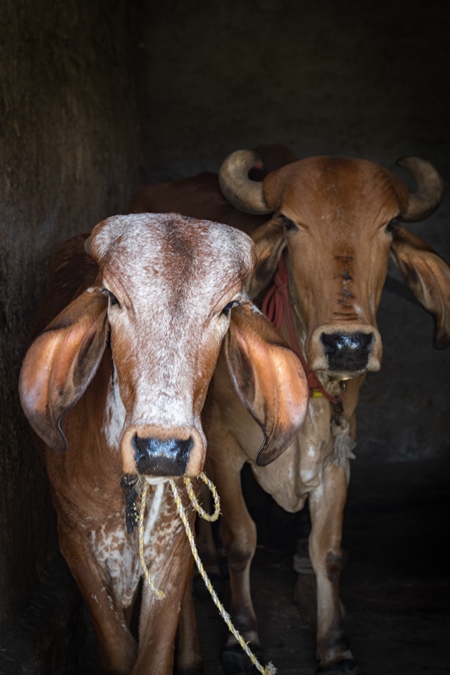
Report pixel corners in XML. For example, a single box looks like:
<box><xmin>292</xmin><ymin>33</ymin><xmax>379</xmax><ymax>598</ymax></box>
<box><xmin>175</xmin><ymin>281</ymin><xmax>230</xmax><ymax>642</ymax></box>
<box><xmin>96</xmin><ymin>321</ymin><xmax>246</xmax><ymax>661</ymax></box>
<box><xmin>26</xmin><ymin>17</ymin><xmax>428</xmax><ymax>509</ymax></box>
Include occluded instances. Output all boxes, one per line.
<box><xmin>358</xmin><ymin>333</ymin><xmax>375</xmax><ymax>353</ymax></box>
<box><xmin>133</xmin><ymin>435</ymin><xmax>148</xmax><ymax>462</ymax></box>
<box><xmin>175</xmin><ymin>437</ymin><xmax>194</xmax><ymax>455</ymax></box>
<box><xmin>321</xmin><ymin>333</ymin><xmax>338</xmax><ymax>355</ymax></box>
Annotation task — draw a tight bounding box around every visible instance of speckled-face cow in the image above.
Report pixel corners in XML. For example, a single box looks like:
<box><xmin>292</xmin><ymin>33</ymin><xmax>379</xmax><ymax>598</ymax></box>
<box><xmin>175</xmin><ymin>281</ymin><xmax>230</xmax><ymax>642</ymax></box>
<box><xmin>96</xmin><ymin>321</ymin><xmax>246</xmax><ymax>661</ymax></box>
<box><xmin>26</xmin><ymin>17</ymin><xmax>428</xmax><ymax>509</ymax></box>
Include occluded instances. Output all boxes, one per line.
<box><xmin>19</xmin><ymin>213</ymin><xmax>308</xmax><ymax>675</ymax></box>
<box><xmin>130</xmin><ymin>147</ymin><xmax>450</xmax><ymax>674</ymax></box>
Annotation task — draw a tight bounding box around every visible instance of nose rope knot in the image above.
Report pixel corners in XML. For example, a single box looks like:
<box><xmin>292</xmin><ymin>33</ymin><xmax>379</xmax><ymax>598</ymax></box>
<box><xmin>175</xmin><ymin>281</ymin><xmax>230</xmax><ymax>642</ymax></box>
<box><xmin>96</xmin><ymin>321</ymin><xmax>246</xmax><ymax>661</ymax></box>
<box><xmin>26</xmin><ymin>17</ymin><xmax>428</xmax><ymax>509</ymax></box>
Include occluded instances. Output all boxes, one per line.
<box><xmin>137</xmin><ymin>473</ymin><xmax>277</xmax><ymax>675</ymax></box>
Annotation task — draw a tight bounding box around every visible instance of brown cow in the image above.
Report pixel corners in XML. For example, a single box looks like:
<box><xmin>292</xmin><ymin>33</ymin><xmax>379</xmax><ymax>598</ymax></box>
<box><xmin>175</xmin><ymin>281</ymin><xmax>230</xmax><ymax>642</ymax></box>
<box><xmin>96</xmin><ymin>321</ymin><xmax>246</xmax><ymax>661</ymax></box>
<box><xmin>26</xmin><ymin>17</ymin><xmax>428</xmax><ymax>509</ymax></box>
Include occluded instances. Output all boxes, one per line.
<box><xmin>18</xmin><ymin>212</ymin><xmax>309</xmax><ymax>675</ymax></box>
<box><xmin>130</xmin><ymin>147</ymin><xmax>450</xmax><ymax>674</ymax></box>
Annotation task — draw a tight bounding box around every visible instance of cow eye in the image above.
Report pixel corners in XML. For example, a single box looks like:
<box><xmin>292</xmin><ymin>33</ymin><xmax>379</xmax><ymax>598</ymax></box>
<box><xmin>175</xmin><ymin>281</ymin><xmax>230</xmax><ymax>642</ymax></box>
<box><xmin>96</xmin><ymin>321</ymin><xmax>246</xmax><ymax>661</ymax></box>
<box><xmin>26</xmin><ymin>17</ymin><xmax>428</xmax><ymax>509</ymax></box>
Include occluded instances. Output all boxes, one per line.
<box><xmin>280</xmin><ymin>214</ymin><xmax>297</xmax><ymax>231</ymax></box>
<box><xmin>221</xmin><ymin>300</ymin><xmax>240</xmax><ymax>317</ymax></box>
<box><xmin>385</xmin><ymin>218</ymin><xmax>398</xmax><ymax>234</ymax></box>
<box><xmin>102</xmin><ymin>289</ymin><xmax>121</xmax><ymax>308</ymax></box>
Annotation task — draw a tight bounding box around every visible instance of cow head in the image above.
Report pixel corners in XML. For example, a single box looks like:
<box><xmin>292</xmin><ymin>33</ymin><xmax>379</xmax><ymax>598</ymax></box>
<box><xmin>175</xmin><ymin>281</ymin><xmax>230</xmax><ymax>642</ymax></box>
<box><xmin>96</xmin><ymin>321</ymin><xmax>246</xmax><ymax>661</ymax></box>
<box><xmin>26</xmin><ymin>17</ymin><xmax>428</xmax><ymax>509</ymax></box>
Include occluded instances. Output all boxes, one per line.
<box><xmin>219</xmin><ymin>151</ymin><xmax>450</xmax><ymax>381</ymax></box>
<box><xmin>19</xmin><ymin>213</ymin><xmax>308</xmax><ymax>477</ymax></box>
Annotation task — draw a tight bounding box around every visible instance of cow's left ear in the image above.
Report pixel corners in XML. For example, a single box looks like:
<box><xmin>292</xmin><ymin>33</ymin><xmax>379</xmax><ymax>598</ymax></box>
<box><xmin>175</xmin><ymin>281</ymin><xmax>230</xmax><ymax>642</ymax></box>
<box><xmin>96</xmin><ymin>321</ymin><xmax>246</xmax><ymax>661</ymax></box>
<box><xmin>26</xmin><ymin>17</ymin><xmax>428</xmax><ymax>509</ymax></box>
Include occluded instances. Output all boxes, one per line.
<box><xmin>224</xmin><ymin>301</ymin><xmax>308</xmax><ymax>466</ymax></box>
<box><xmin>390</xmin><ymin>226</ymin><xmax>450</xmax><ymax>348</ymax></box>
<box><xmin>246</xmin><ymin>218</ymin><xmax>286</xmax><ymax>298</ymax></box>
<box><xmin>19</xmin><ymin>288</ymin><xmax>109</xmax><ymax>451</ymax></box>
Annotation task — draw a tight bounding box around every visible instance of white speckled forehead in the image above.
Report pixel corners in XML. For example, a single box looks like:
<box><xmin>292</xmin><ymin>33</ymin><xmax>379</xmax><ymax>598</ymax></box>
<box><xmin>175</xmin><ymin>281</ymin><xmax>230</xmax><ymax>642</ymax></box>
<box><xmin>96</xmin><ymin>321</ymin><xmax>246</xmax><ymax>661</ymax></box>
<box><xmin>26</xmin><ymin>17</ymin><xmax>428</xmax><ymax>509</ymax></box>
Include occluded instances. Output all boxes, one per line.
<box><xmin>90</xmin><ymin>213</ymin><xmax>257</xmax><ymax>438</ymax></box>
<box><xmin>90</xmin><ymin>213</ymin><xmax>255</xmax><ymax>284</ymax></box>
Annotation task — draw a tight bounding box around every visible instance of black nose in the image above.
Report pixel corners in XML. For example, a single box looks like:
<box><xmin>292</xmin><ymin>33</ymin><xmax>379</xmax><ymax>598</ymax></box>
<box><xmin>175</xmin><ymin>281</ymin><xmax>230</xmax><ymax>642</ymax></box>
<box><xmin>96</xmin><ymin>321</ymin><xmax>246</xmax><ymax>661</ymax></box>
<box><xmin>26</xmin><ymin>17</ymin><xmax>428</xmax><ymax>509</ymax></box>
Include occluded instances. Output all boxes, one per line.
<box><xmin>132</xmin><ymin>435</ymin><xmax>194</xmax><ymax>476</ymax></box>
<box><xmin>320</xmin><ymin>332</ymin><xmax>374</xmax><ymax>372</ymax></box>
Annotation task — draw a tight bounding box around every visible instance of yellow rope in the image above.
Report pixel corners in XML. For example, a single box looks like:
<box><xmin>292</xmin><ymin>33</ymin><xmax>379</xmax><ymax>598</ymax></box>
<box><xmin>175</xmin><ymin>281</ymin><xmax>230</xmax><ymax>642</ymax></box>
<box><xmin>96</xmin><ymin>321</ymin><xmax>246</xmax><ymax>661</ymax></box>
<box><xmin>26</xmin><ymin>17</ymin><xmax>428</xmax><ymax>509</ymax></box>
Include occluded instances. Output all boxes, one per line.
<box><xmin>183</xmin><ymin>472</ymin><xmax>221</xmax><ymax>522</ymax></box>
<box><xmin>138</xmin><ymin>471</ymin><xmax>277</xmax><ymax>675</ymax></box>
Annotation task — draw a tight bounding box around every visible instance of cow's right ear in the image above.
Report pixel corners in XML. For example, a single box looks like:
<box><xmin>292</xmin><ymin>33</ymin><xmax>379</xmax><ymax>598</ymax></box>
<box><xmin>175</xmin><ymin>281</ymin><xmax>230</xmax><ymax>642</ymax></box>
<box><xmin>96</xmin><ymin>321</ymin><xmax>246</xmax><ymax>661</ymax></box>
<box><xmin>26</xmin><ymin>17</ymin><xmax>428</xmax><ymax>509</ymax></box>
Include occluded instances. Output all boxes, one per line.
<box><xmin>224</xmin><ymin>301</ymin><xmax>308</xmax><ymax>466</ymax></box>
<box><xmin>19</xmin><ymin>289</ymin><xmax>108</xmax><ymax>451</ymax></box>
<box><xmin>390</xmin><ymin>226</ymin><xmax>450</xmax><ymax>349</ymax></box>
<box><xmin>246</xmin><ymin>219</ymin><xmax>286</xmax><ymax>297</ymax></box>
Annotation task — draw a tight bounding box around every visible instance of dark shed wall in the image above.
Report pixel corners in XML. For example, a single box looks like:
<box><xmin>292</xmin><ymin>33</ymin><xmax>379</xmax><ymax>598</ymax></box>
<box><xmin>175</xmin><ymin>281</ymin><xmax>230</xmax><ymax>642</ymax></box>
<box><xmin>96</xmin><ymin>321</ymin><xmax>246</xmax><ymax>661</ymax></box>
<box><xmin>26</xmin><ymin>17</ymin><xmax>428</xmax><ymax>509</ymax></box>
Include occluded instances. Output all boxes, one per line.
<box><xmin>137</xmin><ymin>0</ymin><xmax>450</xmax><ymax>174</ymax></box>
<box><xmin>0</xmin><ymin>0</ymin><xmax>141</xmax><ymax>624</ymax></box>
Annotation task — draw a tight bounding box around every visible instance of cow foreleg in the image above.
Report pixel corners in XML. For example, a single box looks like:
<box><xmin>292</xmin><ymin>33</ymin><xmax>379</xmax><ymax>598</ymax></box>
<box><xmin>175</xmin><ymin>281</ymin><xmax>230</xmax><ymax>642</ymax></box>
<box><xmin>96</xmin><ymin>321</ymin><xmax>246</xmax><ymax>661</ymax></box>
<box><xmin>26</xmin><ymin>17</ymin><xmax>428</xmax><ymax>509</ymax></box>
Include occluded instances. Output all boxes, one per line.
<box><xmin>176</xmin><ymin>566</ymin><xmax>204</xmax><ymax>675</ymax></box>
<box><xmin>60</xmin><ymin>532</ymin><xmax>138</xmax><ymax>675</ymax></box>
<box><xmin>133</xmin><ymin>526</ymin><xmax>201</xmax><ymax>675</ymax></box>
<box><xmin>308</xmin><ymin>461</ymin><xmax>359</xmax><ymax>675</ymax></box>
<box><xmin>209</xmin><ymin>453</ymin><xmax>262</xmax><ymax>674</ymax></box>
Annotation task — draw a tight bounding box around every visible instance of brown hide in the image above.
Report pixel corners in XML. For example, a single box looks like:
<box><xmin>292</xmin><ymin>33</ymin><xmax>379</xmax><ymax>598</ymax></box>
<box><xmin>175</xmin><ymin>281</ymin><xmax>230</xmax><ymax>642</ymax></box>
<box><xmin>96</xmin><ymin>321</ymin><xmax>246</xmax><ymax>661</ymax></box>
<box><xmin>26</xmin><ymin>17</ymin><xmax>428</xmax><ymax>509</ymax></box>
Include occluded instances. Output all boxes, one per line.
<box><xmin>18</xmin><ymin>212</ymin><xmax>308</xmax><ymax>675</ymax></box>
<box><xmin>130</xmin><ymin>145</ymin><xmax>450</xmax><ymax>674</ymax></box>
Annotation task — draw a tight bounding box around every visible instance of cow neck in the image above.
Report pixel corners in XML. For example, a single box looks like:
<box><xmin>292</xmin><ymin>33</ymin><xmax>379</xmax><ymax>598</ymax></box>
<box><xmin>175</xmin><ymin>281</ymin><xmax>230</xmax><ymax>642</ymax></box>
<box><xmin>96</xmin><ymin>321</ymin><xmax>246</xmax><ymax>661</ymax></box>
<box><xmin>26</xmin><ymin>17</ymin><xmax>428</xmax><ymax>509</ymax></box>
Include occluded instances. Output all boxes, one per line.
<box><xmin>261</xmin><ymin>251</ymin><xmax>341</xmax><ymax>407</ymax></box>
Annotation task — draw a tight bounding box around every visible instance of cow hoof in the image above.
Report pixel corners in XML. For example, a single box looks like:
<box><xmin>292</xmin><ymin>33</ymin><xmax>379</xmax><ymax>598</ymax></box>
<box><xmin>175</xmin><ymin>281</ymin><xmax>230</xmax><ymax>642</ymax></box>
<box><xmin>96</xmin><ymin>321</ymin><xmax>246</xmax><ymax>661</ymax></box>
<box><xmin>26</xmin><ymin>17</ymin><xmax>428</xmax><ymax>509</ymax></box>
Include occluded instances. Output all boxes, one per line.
<box><xmin>222</xmin><ymin>643</ymin><xmax>264</xmax><ymax>675</ymax></box>
<box><xmin>317</xmin><ymin>657</ymin><xmax>360</xmax><ymax>675</ymax></box>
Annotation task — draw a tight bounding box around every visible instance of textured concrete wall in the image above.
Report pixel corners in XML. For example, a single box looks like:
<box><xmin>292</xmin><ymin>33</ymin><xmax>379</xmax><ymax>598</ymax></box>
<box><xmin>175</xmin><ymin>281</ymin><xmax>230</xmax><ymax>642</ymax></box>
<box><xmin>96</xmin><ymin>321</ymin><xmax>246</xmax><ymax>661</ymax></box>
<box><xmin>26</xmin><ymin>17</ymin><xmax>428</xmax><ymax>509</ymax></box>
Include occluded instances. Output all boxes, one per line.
<box><xmin>136</xmin><ymin>0</ymin><xmax>450</xmax><ymax>462</ymax></box>
<box><xmin>0</xmin><ymin>0</ymin><xmax>141</xmax><ymax>624</ymax></box>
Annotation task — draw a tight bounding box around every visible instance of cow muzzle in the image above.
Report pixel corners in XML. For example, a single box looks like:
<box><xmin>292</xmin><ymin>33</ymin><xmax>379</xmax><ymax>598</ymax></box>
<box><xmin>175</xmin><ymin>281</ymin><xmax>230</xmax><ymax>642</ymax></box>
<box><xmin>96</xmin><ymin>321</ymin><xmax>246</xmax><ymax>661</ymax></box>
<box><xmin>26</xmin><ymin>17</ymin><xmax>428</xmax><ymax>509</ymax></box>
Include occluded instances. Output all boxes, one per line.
<box><xmin>120</xmin><ymin>425</ymin><xmax>206</xmax><ymax>478</ymax></box>
<box><xmin>309</xmin><ymin>324</ymin><xmax>382</xmax><ymax>378</ymax></box>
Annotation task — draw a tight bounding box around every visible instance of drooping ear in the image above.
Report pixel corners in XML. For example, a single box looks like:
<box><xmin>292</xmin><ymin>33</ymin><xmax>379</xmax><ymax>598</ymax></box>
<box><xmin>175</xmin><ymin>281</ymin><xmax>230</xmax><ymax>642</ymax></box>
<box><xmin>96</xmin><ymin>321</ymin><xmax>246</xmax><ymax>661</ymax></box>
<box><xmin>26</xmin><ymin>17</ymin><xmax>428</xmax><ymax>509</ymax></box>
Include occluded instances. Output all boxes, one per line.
<box><xmin>390</xmin><ymin>226</ymin><xmax>450</xmax><ymax>348</ymax></box>
<box><xmin>224</xmin><ymin>301</ymin><xmax>308</xmax><ymax>466</ymax></box>
<box><xmin>246</xmin><ymin>218</ymin><xmax>286</xmax><ymax>298</ymax></box>
<box><xmin>19</xmin><ymin>288</ymin><xmax>109</xmax><ymax>451</ymax></box>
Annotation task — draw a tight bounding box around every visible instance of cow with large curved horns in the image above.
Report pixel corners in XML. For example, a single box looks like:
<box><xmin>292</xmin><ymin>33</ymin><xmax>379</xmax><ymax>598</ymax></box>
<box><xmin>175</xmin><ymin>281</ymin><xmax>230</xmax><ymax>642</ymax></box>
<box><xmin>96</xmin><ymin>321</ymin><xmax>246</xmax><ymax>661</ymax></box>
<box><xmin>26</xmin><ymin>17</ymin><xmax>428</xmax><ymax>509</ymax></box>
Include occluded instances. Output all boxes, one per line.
<box><xmin>18</xmin><ymin>212</ymin><xmax>309</xmax><ymax>675</ymax></box>
<box><xmin>130</xmin><ymin>146</ymin><xmax>450</xmax><ymax>674</ymax></box>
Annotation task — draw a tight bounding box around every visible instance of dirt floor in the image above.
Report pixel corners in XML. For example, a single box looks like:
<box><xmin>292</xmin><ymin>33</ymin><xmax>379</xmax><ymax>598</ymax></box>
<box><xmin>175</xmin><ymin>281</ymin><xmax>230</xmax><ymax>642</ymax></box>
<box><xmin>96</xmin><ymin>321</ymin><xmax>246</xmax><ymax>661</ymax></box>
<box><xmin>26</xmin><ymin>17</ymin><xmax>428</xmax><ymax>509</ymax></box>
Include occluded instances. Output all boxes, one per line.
<box><xmin>193</xmin><ymin>457</ymin><xmax>450</xmax><ymax>675</ymax></box>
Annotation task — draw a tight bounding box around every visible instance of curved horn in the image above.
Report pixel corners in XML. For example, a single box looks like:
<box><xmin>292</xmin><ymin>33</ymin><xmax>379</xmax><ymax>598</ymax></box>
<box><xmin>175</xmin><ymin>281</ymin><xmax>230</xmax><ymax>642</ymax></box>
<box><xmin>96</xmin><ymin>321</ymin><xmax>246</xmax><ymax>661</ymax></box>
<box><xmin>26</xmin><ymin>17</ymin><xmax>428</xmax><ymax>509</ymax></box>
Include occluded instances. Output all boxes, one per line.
<box><xmin>218</xmin><ymin>150</ymin><xmax>272</xmax><ymax>215</ymax></box>
<box><xmin>397</xmin><ymin>157</ymin><xmax>444</xmax><ymax>222</ymax></box>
